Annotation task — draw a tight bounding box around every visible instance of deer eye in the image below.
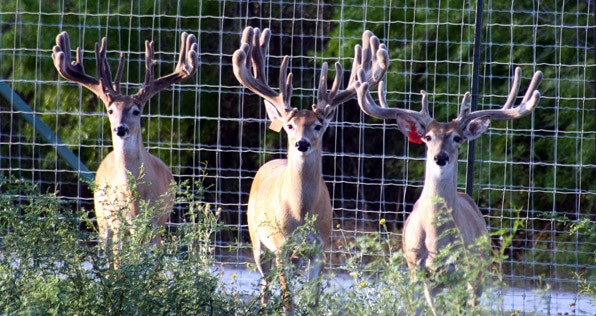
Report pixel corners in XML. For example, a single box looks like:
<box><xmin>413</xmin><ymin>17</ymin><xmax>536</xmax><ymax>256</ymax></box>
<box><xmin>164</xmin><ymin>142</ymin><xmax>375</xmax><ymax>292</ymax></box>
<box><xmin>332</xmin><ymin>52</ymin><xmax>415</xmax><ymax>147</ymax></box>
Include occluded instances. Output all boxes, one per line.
<box><xmin>424</xmin><ymin>135</ymin><xmax>432</xmax><ymax>142</ymax></box>
<box><xmin>108</xmin><ymin>109</ymin><xmax>113</xmax><ymax>115</ymax></box>
<box><xmin>453</xmin><ymin>136</ymin><xmax>462</xmax><ymax>143</ymax></box>
<box><xmin>286</xmin><ymin>124</ymin><xmax>294</xmax><ymax>130</ymax></box>
<box><xmin>314</xmin><ymin>125</ymin><xmax>323</xmax><ymax>132</ymax></box>
<box><xmin>132</xmin><ymin>109</ymin><xmax>141</xmax><ymax>116</ymax></box>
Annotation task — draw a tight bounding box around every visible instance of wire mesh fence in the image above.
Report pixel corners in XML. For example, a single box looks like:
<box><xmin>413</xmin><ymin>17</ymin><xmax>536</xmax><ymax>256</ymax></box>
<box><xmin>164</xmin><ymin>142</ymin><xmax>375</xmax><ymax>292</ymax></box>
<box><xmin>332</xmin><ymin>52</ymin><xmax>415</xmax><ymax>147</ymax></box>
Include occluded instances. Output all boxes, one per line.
<box><xmin>0</xmin><ymin>0</ymin><xmax>594</xmax><ymax>305</ymax></box>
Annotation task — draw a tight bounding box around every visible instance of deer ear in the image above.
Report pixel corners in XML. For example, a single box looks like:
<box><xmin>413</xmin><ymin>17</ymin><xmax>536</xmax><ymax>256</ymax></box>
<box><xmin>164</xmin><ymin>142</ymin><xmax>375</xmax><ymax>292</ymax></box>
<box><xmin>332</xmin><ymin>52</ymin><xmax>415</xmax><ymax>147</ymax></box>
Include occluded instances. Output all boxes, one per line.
<box><xmin>264</xmin><ymin>100</ymin><xmax>284</xmax><ymax>132</ymax></box>
<box><xmin>462</xmin><ymin>117</ymin><xmax>490</xmax><ymax>141</ymax></box>
<box><xmin>319</xmin><ymin>106</ymin><xmax>337</xmax><ymax>127</ymax></box>
<box><xmin>264</xmin><ymin>100</ymin><xmax>283</xmax><ymax>121</ymax></box>
<box><xmin>396</xmin><ymin>115</ymin><xmax>425</xmax><ymax>144</ymax></box>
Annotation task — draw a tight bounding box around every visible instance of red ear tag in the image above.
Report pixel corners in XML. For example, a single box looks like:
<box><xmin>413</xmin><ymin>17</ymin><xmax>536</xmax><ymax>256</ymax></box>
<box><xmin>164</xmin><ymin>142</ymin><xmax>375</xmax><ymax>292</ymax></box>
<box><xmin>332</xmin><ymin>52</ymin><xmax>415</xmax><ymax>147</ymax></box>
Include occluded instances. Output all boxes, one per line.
<box><xmin>408</xmin><ymin>130</ymin><xmax>423</xmax><ymax>144</ymax></box>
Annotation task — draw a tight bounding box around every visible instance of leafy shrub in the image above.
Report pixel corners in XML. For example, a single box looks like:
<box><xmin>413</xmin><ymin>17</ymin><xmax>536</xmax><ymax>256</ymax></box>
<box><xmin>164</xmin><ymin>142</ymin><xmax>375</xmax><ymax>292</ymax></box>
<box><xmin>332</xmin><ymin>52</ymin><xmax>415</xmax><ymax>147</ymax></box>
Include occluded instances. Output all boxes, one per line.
<box><xmin>0</xmin><ymin>174</ymin><xmax>236</xmax><ymax>315</ymax></box>
<box><xmin>1</xmin><ymin>173</ymin><xmax>592</xmax><ymax>314</ymax></box>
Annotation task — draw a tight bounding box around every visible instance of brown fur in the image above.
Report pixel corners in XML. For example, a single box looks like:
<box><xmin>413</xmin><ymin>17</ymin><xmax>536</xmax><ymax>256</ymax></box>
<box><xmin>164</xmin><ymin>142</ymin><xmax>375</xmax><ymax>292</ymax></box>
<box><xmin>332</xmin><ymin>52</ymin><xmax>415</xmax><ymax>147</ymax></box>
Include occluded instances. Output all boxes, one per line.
<box><xmin>400</xmin><ymin>119</ymin><xmax>490</xmax><ymax>315</ymax></box>
<box><xmin>247</xmin><ymin>110</ymin><xmax>332</xmax><ymax>313</ymax></box>
<box><xmin>234</xmin><ymin>27</ymin><xmax>389</xmax><ymax>313</ymax></box>
<box><xmin>93</xmin><ymin>98</ymin><xmax>174</xmax><ymax>268</ymax></box>
<box><xmin>355</xmin><ymin>67</ymin><xmax>542</xmax><ymax>315</ymax></box>
<box><xmin>52</xmin><ymin>31</ymin><xmax>198</xmax><ymax>269</ymax></box>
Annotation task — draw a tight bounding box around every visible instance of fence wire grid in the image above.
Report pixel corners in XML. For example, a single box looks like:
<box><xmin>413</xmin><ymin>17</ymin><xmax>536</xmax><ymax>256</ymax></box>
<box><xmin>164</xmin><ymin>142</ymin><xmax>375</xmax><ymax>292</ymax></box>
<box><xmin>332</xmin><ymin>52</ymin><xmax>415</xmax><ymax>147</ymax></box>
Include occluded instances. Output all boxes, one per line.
<box><xmin>0</xmin><ymin>0</ymin><xmax>595</xmax><ymax>303</ymax></box>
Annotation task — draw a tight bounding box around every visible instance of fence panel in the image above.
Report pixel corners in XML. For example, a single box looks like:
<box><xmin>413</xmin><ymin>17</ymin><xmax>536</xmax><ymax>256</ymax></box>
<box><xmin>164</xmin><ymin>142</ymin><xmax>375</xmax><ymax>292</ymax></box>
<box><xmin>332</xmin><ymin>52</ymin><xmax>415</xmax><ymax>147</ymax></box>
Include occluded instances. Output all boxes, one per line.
<box><xmin>0</xmin><ymin>0</ymin><xmax>594</xmax><ymax>311</ymax></box>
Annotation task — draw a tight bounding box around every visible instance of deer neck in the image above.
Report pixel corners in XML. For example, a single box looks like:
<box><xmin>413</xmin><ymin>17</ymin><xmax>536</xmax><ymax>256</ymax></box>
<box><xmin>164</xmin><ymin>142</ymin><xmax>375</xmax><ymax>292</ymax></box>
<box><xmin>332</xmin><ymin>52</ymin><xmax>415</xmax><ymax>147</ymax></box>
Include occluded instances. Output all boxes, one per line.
<box><xmin>111</xmin><ymin>131</ymin><xmax>145</xmax><ymax>178</ymax></box>
<box><xmin>419</xmin><ymin>157</ymin><xmax>459</xmax><ymax>212</ymax></box>
<box><xmin>413</xmin><ymin>156</ymin><xmax>461</xmax><ymax>251</ymax></box>
<box><xmin>282</xmin><ymin>145</ymin><xmax>323</xmax><ymax>216</ymax></box>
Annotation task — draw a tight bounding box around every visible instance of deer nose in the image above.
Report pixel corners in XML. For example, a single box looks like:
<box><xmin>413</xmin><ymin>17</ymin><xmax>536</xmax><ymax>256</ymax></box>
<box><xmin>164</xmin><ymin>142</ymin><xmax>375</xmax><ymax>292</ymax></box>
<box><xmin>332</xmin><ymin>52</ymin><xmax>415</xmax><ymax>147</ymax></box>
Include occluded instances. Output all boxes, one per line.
<box><xmin>114</xmin><ymin>126</ymin><xmax>129</xmax><ymax>137</ymax></box>
<box><xmin>434</xmin><ymin>152</ymin><xmax>449</xmax><ymax>166</ymax></box>
<box><xmin>296</xmin><ymin>140</ymin><xmax>311</xmax><ymax>152</ymax></box>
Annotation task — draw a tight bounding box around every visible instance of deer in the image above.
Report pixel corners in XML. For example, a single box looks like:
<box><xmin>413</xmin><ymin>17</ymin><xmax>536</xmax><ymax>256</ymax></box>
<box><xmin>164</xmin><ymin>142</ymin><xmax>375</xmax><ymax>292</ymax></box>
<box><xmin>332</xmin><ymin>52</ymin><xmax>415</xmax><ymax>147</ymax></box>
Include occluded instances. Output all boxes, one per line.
<box><xmin>233</xmin><ymin>26</ymin><xmax>388</xmax><ymax>314</ymax></box>
<box><xmin>354</xmin><ymin>67</ymin><xmax>542</xmax><ymax>315</ymax></box>
<box><xmin>52</xmin><ymin>31</ymin><xmax>199</xmax><ymax>268</ymax></box>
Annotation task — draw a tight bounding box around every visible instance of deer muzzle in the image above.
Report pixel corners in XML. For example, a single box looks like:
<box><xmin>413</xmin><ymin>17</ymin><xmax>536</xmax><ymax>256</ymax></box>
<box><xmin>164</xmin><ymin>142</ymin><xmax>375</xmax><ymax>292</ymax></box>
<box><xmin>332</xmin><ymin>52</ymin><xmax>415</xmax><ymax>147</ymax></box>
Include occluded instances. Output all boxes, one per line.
<box><xmin>114</xmin><ymin>125</ymin><xmax>129</xmax><ymax>137</ymax></box>
<box><xmin>295</xmin><ymin>140</ymin><xmax>311</xmax><ymax>152</ymax></box>
<box><xmin>434</xmin><ymin>152</ymin><xmax>449</xmax><ymax>166</ymax></box>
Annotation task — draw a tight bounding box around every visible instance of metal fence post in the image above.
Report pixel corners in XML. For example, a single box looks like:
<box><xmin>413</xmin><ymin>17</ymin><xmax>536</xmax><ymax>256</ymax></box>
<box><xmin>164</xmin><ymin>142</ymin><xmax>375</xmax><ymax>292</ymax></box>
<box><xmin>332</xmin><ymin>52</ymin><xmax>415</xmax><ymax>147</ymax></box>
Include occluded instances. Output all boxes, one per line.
<box><xmin>466</xmin><ymin>0</ymin><xmax>485</xmax><ymax>197</ymax></box>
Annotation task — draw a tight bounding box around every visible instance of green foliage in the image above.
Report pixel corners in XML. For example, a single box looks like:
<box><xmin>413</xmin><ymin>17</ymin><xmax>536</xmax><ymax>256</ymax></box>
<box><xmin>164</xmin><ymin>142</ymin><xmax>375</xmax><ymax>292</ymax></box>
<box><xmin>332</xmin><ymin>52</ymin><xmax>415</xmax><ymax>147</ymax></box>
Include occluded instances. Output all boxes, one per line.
<box><xmin>0</xmin><ymin>174</ymin><xmax>236</xmax><ymax>315</ymax></box>
<box><xmin>311</xmin><ymin>219</ymin><xmax>505</xmax><ymax>315</ymax></box>
<box><xmin>525</xmin><ymin>212</ymin><xmax>596</xmax><ymax>288</ymax></box>
<box><xmin>323</xmin><ymin>0</ymin><xmax>594</xmax><ymax>217</ymax></box>
<box><xmin>0</xmin><ymin>173</ymin><xmax>593</xmax><ymax>314</ymax></box>
<box><xmin>322</xmin><ymin>0</ymin><xmax>595</xmax><ymax>282</ymax></box>
<box><xmin>244</xmin><ymin>206</ymin><xmax>516</xmax><ymax>315</ymax></box>
<box><xmin>1</xmin><ymin>1</ymin><xmax>594</xmax><ymax>309</ymax></box>
<box><xmin>0</xmin><ymin>0</ymin><xmax>227</xmax><ymax>183</ymax></box>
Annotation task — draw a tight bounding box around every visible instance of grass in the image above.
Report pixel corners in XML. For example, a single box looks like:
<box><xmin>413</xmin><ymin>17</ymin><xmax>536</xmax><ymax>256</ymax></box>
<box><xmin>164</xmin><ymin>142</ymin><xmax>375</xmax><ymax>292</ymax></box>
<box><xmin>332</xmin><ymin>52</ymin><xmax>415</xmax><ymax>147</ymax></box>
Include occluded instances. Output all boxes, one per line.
<box><xmin>0</xmin><ymin>173</ymin><xmax>594</xmax><ymax>315</ymax></box>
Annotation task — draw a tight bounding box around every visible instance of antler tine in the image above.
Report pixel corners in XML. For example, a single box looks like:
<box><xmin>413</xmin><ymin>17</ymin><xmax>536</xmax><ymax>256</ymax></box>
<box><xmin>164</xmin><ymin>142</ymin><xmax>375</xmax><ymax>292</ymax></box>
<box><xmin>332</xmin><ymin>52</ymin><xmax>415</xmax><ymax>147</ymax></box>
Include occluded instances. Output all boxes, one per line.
<box><xmin>502</xmin><ymin>67</ymin><xmax>523</xmax><ymax>110</ymax></box>
<box><xmin>52</xmin><ymin>31</ymin><xmax>118</xmax><ymax>105</ymax></box>
<box><xmin>111</xmin><ymin>51</ymin><xmax>125</xmax><ymax>94</ymax></box>
<box><xmin>418</xmin><ymin>90</ymin><xmax>432</xmax><ymax>120</ymax></box>
<box><xmin>252</xmin><ymin>28</ymin><xmax>268</xmax><ymax>85</ymax></box>
<box><xmin>141</xmin><ymin>40</ymin><xmax>158</xmax><ymax>90</ymax></box>
<box><xmin>354</xmin><ymin>31</ymin><xmax>389</xmax><ymax>87</ymax></box>
<box><xmin>135</xmin><ymin>32</ymin><xmax>200</xmax><ymax>104</ymax></box>
<box><xmin>354</xmin><ymin>56</ymin><xmax>431</xmax><ymax>125</ymax></box>
<box><xmin>313</xmin><ymin>61</ymin><xmax>333</xmax><ymax>115</ymax></box>
<box><xmin>95</xmin><ymin>37</ymin><xmax>124</xmax><ymax>99</ymax></box>
<box><xmin>233</xmin><ymin>27</ymin><xmax>295</xmax><ymax>117</ymax></box>
<box><xmin>315</xmin><ymin>30</ymin><xmax>389</xmax><ymax>117</ymax></box>
<box><xmin>455</xmin><ymin>67</ymin><xmax>543</xmax><ymax>126</ymax></box>
<box><xmin>522</xmin><ymin>69</ymin><xmax>543</xmax><ymax>104</ymax></box>
<box><xmin>278</xmin><ymin>53</ymin><xmax>294</xmax><ymax>109</ymax></box>
<box><xmin>371</xmin><ymin>42</ymin><xmax>390</xmax><ymax>86</ymax></box>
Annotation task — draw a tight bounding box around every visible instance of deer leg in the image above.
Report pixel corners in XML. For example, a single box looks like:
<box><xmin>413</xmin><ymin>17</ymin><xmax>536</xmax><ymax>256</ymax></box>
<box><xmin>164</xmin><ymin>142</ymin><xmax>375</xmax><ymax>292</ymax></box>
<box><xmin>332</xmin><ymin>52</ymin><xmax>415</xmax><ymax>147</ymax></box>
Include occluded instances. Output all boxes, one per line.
<box><xmin>305</xmin><ymin>234</ymin><xmax>324</xmax><ymax>281</ymax></box>
<box><xmin>305</xmin><ymin>234</ymin><xmax>324</xmax><ymax>312</ymax></box>
<box><xmin>275</xmin><ymin>255</ymin><xmax>294</xmax><ymax>315</ymax></box>
<box><xmin>467</xmin><ymin>280</ymin><xmax>483</xmax><ymax>309</ymax></box>
<box><xmin>252</xmin><ymin>241</ymin><xmax>271</xmax><ymax>306</ymax></box>
<box><xmin>408</xmin><ymin>262</ymin><xmax>439</xmax><ymax>316</ymax></box>
<box><xmin>422</xmin><ymin>280</ymin><xmax>439</xmax><ymax>316</ymax></box>
<box><xmin>252</xmin><ymin>239</ymin><xmax>272</xmax><ymax>306</ymax></box>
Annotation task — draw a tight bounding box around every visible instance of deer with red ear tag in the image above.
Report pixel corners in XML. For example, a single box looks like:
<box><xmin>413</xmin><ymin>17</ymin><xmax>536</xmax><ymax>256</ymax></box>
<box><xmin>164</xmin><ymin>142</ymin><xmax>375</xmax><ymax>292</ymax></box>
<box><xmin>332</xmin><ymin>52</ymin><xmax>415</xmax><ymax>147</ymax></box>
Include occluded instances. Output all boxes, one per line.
<box><xmin>52</xmin><ymin>31</ymin><xmax>199</xmax><ymax>268</ymax></box>
<box><xmin>355</xmin><ymin>67</ymin><xmax>542</xmax><ymax>315</ymax></box>
<box><xmin>233</xmin><ymin>26</ymin><xmax>388</xmax><ymax>314</ymax></box>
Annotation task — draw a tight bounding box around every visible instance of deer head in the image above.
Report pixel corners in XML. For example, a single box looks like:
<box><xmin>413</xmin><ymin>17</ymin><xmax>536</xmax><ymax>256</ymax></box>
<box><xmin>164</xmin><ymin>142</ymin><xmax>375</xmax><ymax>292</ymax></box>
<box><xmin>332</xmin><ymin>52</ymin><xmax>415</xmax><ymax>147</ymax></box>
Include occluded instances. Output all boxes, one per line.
<box><xmin>355</xmin><ymin>67</ymin><xmax>543</xmax><ymax>174</ymax></box>
<box><xmin>52</xmin><ymin>31</ymin><xmax>199</xmax><ymax>144</ymax></box>
<box><xmin>233</xmin><ymin>27</ymin><xmax>389</xmax><ymax>157</ymax></box>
